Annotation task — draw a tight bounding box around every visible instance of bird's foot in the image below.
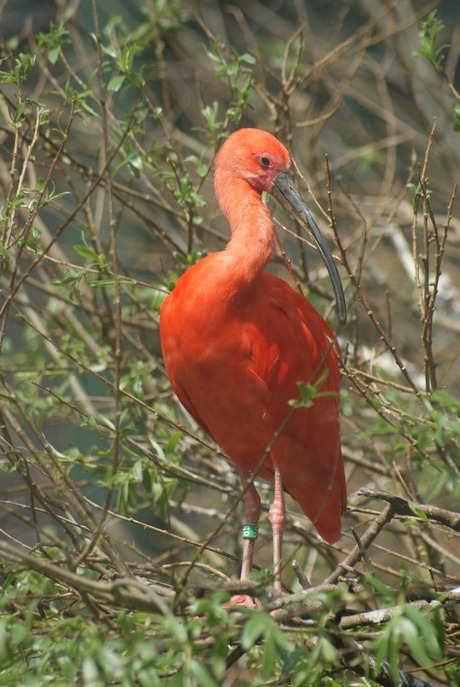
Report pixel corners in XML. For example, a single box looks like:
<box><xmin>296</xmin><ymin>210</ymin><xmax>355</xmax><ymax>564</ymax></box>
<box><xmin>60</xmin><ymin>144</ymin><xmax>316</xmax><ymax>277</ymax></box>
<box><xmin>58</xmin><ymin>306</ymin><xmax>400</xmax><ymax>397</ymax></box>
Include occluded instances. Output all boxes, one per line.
<box><xmin>222</xmin><ymin>594</ymin><xmax>262</xmax><ymax>610</ymax></box>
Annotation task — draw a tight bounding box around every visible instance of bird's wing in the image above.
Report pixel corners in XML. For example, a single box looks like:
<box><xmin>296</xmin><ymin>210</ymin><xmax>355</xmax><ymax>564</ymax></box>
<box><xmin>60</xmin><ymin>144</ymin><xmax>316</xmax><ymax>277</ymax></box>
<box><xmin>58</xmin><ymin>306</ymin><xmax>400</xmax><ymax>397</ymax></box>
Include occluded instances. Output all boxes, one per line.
<box><xmin>170</xmin><ymin>380</ymin><xmax>217</xmax><ymax>442</ymax></box>
<box><xmin>244</xmin><ymin>275</ymin><xmax>346</xmax><ymax>542</ymax></box>
<box><xmin>248</xmin><ymin>277</ymin><xmax>341</xmax><ymax>399</ymax></box>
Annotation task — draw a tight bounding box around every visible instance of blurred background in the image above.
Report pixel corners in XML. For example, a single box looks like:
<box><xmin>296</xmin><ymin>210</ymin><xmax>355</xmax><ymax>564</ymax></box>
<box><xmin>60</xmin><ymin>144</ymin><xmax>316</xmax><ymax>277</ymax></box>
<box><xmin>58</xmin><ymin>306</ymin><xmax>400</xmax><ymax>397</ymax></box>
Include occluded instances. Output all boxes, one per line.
<box><xmin>0</xmin><ymin>0</ymin><xmax>460</xmax><ymax>683</ymax></box>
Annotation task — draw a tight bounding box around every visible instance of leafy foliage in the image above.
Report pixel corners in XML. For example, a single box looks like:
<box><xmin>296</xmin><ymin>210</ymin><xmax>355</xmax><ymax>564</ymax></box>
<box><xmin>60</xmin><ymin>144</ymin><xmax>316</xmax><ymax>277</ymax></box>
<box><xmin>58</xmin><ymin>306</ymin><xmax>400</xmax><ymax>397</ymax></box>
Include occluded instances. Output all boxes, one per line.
<box><xmin>0</xmin><ymin>1</ymin><xmax>459</xmax><ymax>685</ymax></box>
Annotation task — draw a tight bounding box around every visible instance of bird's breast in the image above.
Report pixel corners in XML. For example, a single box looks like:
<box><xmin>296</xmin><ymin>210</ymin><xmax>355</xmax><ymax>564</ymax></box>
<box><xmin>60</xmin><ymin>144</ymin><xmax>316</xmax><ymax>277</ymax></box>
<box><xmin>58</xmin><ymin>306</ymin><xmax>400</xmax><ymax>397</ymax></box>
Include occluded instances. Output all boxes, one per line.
<box><xmin>160</xmin><ymin>266</ymin><xmax>341</xmax><ymax>484</ymax></box>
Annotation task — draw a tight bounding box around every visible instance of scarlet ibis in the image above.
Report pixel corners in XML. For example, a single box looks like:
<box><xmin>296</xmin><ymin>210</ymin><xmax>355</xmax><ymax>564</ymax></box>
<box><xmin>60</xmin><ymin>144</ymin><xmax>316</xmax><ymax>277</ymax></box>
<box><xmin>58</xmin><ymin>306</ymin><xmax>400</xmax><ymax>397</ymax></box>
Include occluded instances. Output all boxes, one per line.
<box><xmin>160</xmin><ymin>128</ymin><xmax>346</xmax><ymax>602</ymax></box>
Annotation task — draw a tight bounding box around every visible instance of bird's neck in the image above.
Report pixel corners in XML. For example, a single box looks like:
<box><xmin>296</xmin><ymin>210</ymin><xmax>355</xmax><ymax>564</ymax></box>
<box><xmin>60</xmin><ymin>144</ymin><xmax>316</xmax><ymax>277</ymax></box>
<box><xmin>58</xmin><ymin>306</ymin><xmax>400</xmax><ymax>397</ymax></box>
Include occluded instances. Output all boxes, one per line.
<box><xmin>220</xmin><ymin>179</ymin><xmax>275</xmax><ymax>293</ymax></box>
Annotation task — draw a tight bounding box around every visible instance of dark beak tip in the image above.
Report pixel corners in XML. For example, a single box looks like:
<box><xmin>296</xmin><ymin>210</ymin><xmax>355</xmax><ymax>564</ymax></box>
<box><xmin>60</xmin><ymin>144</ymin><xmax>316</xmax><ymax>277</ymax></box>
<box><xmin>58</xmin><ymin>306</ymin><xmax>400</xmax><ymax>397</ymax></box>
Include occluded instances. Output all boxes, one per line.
<box><xmin>271</xmin><ymin>173</ymin><xmax>346</xmax><ymax>327</ymax></box>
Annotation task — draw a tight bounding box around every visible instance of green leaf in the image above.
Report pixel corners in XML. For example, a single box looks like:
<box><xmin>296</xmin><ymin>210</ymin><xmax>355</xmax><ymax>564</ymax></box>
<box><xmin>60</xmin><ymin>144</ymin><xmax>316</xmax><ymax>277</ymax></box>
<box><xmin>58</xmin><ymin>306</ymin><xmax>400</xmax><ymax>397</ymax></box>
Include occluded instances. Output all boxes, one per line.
<box><xmin>81</xmin><ymin>415</ymin><xmax>103</xmax><ymax>438</ymax></box>
<box><xmin>108</xmin><ymin>75</ymin><xmax>125</xmax><ymax>92</ymax></box>
<box><xmin>282</xmin><ymin>647</ymin><xmax>305</xmax><ymax>677</ymax></box>
<box><xmin>73</xmin><ymin>244</ymin><xmax>100</xmax><ymax>261</ymax></box>
<box><xmin>49</xmin><ymin>46</ymin><xmax>61</xmax><ymax>64</ymax></box>
<box><xmin>453</xmin><ymin>102</ymin><xmax>460</xmax><ymax>132</ymax></box>
<box><xmin>0</xmin><ymin>244</ymin><xmax>11</xmax><ymax>260</ymax></box>
<box><xmin>240</xmin><ymin>52</ymin><xmax>256</xmax><ymax>64</ymax></box>
<box><xmin>404</xmin><ymin>604</ymin><xmax>444</xmax><ymax>660</ymax></box>
<box><xmin>166</xmin><ymin>431</ymin><xmax>181</xmax><ymax>454</ymax></box>
<box><xmin>189</xmin><ymin>660</ymin><xmax>220</xmax><ymax>687</ymax></box>
<box><xmin>408</xmin><ymin>501</ymin><xmax>430</xmax><ymax>524</ymax></box>
<box><xmin>13</xmin><ymin>101</ymin><xmax>25</xmax><ymax>125</ymax></box>
<box><xmin>240</xmin><ymin>611</ymin><xmax>268</xmax><ymax>649</ymax></box>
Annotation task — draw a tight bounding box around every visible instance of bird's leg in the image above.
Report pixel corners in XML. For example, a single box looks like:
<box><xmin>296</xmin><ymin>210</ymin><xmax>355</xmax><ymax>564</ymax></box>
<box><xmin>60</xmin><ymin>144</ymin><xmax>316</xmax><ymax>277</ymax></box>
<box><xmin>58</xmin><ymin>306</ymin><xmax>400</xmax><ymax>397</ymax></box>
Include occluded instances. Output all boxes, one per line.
<box><xmin>238</xmin><ymin>465</ymin><xmax>261</xmax><ymax>581</ymax></box>
<box><xmin>268</xmin><ymin>466</ymin><xmax>285</xmax><ymax>596</ymax></box>
<box><xmin>222</xmin><ymin>466</ymin><xmax>262</xmax><ymax>610</ymax></box>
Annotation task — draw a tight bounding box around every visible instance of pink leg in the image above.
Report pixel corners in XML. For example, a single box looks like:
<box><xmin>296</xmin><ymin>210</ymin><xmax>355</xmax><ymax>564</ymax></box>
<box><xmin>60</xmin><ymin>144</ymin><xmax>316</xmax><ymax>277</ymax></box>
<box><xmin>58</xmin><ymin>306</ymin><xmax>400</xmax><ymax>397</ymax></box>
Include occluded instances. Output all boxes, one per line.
<box><xmin>238</xmin><ymin>465</ymin><xmax>261</xmax><ymax>581</ymax></box>
<box><xmin>222</xmin><ymin>466</ymin><xmax>261</xmax><ymax>609</ymax></box>
<box><xmin>268</xmin><ymin>466</ymin><xmax>285</xmax><ymax>595</ymax></box>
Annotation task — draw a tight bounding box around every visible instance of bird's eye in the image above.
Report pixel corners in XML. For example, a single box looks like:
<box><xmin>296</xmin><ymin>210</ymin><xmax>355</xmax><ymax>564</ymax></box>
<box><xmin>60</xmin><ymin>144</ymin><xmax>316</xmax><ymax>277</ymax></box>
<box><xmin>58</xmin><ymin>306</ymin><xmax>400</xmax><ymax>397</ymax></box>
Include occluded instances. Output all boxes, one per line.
<box><xmin>260</xmin><ymin>156</ymin><xmax>271</xmax><ymax>167</ymax></box>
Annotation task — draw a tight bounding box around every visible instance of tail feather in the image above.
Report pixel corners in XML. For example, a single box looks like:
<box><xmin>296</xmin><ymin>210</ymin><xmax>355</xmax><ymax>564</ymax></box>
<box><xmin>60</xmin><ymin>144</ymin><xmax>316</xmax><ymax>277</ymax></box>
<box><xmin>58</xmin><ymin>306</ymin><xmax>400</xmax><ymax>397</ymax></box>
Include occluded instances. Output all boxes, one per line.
<box><xmin>284</xmin><ymin>450</ymin><xmax>346</xmax><ymax>544</ymax></box>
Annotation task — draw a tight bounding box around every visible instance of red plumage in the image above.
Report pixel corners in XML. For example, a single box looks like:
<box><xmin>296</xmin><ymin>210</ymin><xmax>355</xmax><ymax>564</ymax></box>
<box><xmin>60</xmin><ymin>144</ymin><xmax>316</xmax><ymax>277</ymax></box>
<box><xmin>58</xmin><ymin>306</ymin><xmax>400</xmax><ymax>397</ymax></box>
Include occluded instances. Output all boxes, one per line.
<box><xmin>160</xmin><ymin>128</ymin><xmax>346</xmax><ymax>598</ymax></box>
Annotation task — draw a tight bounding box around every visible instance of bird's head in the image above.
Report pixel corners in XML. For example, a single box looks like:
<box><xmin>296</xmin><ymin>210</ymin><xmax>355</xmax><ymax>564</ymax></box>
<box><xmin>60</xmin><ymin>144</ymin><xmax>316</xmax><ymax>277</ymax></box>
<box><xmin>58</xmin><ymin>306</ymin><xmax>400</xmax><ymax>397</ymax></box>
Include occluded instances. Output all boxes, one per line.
<box><xmin>215</xmin><ymin>128</ymin><xmax>291</xmax><ymax>194</ymax></box>
<box><xmin>214</xmin><ymin>128</ymin><xmax>347</xmax><ymax>324</ymax></box>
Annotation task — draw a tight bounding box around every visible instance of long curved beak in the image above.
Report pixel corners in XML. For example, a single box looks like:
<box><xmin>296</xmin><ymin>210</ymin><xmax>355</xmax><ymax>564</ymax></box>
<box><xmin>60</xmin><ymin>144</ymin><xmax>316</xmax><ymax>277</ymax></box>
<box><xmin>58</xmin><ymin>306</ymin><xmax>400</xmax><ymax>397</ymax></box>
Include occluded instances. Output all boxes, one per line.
<box><xmin>271</xmin><ymin>170</ymin><xmax>346</xmax><ymax>325</ymax></box>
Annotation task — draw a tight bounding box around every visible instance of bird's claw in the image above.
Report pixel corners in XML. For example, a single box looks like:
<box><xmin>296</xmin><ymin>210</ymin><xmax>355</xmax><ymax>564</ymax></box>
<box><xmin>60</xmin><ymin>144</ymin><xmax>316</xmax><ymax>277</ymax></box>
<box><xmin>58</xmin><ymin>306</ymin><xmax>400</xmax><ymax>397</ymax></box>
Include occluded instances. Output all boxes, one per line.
<box><xmin>222</xmin><ymin>594</ymin><xmax>262</xmax><ymax>610</ymax></box>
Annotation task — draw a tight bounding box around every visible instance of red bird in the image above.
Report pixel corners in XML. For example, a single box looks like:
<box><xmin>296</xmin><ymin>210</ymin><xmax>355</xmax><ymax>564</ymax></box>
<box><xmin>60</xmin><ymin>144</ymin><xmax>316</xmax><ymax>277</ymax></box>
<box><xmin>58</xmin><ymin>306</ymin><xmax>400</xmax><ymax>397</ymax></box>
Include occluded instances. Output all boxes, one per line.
<box><xmin>160</xmin><ymin>129</ymin><xmax>346</xmax><ymax>602</ymax></box>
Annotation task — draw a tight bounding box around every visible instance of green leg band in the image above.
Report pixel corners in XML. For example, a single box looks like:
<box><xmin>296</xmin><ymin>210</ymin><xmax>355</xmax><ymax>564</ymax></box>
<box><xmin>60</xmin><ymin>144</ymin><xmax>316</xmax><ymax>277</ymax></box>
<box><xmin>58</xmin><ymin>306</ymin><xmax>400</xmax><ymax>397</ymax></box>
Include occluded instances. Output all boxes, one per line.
<box><xmin>242</xmin><ymin>524</ymin><xmax>259</xmax><ymax>540</ymax></box>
